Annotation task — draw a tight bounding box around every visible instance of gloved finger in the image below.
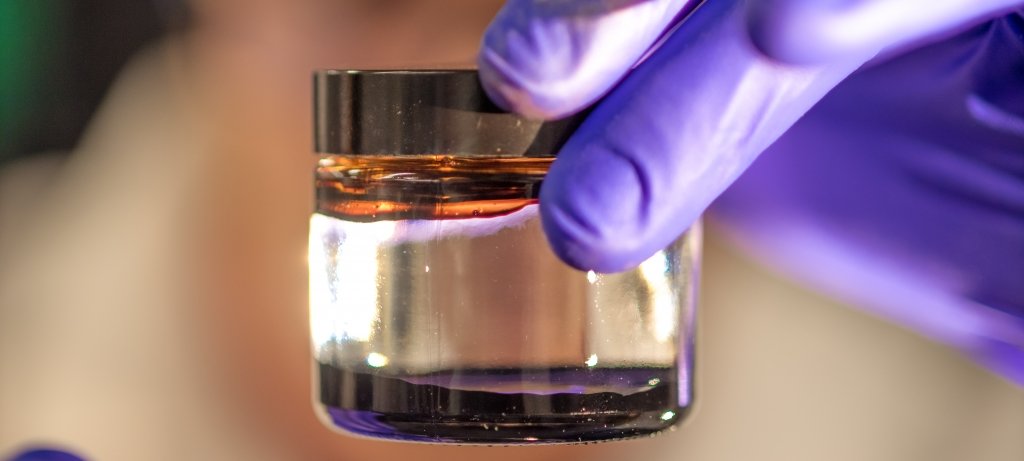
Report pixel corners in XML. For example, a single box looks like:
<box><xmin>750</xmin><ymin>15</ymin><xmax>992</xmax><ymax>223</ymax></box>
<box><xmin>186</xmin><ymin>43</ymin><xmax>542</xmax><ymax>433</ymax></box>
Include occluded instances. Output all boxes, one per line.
<box><xmin>478</xmin><ymin>0</ymin><xmax>699</xmax><ymax>119</ymax></box>
<box><xmin>540</xmin><ymin>0</ymin><xmax>873</xmax><ymax>272</ymax></box>
<box><xmin>747</xmin><ymin>0</ymin><xmax>1024</xmax><ymax>64</ymax></box>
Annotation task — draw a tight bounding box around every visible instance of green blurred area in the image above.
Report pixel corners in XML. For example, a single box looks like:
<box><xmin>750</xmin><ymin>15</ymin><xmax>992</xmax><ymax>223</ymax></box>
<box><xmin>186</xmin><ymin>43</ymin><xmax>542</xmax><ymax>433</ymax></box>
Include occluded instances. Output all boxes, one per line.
<box><xmin>0</xmin><ymin>1</ymin><xmax>66</xmax><ymax>161</ymax></box>
<box><xmin>0</xmin><ymin>0</ymin><xmax>171</xmax><ymax>165</ymax></box>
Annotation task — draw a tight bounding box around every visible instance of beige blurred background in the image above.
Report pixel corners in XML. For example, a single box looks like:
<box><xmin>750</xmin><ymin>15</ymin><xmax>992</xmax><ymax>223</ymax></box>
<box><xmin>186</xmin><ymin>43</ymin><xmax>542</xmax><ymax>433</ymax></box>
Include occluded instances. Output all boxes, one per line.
<box><xmin>0</xmin><ymin>1</ymin><xmax>1021</xmax><ymax>459</ymax></box>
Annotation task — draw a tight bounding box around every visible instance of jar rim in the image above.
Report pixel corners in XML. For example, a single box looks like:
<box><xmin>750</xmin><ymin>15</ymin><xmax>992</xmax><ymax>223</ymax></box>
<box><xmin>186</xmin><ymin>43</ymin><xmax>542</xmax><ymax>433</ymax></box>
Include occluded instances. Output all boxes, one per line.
<box><xmin>313</xmin><ymin>68</ymin><xmax>586</xmax><ymax>157</ymax></box>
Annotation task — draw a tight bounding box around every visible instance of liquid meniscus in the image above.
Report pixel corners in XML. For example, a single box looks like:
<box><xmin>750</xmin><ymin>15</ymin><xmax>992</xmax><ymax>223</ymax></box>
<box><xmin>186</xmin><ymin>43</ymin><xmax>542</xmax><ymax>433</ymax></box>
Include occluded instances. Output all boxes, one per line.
<box><xmin>316</xmin><ymin>155</ymin><xmax>552</xmax><ymax>221</ymax></box>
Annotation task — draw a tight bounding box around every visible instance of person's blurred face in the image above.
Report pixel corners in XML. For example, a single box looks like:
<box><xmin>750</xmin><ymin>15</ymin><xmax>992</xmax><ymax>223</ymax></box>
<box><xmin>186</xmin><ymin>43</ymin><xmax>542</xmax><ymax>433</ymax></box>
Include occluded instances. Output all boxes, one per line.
<box><xmin>189</xmin><ymin>0</ymin><xmax>502</xmax><ymax>65</ymax></box>
<box><xmin>183</xmin><ymin>0</ymin><xmax>506</xmax><ymax>157</ymax></box>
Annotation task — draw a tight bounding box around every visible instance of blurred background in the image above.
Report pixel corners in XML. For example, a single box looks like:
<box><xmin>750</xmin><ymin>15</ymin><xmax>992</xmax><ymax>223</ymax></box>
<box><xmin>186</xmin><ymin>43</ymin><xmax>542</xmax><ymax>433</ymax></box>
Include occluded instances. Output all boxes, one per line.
<box><xmin>0</xmin><ymin>1</ymin><xmax>1021</xmax><ymax>460</ymax></box>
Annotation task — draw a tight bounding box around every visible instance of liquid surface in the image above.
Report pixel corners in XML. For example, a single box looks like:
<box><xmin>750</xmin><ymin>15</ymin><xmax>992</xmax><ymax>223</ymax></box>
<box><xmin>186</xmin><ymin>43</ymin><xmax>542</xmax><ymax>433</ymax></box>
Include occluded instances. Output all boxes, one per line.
<box><xmin>316</xmin><ymin>155</ymin><xmax>552</xmax><ymax>221</ymax></box>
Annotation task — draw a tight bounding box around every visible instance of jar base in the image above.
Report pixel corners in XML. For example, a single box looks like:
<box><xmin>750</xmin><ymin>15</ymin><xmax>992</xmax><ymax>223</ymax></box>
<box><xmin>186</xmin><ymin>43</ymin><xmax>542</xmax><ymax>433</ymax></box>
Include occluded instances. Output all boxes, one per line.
<box><xmin>315</xmin><ymin>364</ymin><xmax>689</xmax><ymax>444</ymax></box>
<box><xmin>319</xmin><ymin>405</ymin><xmax>686</xmax><ymax>444</ymax></box>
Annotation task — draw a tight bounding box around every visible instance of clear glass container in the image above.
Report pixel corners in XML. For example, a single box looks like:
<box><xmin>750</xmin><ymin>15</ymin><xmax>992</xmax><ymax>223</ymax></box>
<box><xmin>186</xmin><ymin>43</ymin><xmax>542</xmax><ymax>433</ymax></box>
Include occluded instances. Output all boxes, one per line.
<box><xmin>309</xmin><ymin>70</ymin><xmax>700</xmax><ymax>444</ymax></box>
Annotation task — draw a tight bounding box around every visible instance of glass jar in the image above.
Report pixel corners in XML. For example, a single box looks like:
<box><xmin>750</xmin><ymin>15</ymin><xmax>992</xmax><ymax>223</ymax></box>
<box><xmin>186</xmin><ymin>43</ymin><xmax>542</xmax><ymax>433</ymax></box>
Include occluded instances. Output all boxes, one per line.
<box><xmin>309</xmin><ymin>69</ymin><xmax>700</xmax><ymax>444</ymax></box>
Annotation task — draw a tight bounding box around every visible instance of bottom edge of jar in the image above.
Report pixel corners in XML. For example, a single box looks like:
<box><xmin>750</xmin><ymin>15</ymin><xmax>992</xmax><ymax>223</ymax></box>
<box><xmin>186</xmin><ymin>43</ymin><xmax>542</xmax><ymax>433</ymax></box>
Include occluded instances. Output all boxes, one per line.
<box><xmin>314</xmin><ymin>404</ymin><xmax>691</xmax><ymax>445</ymax></box>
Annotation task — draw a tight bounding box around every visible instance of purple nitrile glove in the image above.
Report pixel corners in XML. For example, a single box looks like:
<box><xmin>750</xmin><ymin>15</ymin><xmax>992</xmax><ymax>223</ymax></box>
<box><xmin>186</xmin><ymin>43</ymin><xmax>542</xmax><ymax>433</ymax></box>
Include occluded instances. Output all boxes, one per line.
<box><xmin>714</xmin><ymin>9</ymin><xmax>1024</xmax><ymax>383</ymax></box>
<box><xmin>479</xmin><ymin>0</ymin><xmax>1024</xmax><ymax>384</ymax></box>
<box><xmin>7</xmin><ymin>448</ymin><xmax>84</xmax><ymax>461</ymax></box>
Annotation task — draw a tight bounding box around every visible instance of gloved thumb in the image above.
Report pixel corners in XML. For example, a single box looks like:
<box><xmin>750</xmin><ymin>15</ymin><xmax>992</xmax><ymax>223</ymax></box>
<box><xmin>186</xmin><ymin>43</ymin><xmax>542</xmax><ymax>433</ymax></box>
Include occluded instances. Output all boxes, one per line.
<box><xmin>539</xmin><ymin>0</ymin><xmax>872</xmax><ymax>272</ymax></box>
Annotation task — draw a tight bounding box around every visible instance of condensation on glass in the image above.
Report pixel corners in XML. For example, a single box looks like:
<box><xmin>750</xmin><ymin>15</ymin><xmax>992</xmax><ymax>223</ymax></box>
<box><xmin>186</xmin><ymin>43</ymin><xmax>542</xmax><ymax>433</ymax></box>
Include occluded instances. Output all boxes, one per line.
<box><xmin>309</xmin><ymin>70</ymin><xmax>701</xmax><ymax>444</ymax></box>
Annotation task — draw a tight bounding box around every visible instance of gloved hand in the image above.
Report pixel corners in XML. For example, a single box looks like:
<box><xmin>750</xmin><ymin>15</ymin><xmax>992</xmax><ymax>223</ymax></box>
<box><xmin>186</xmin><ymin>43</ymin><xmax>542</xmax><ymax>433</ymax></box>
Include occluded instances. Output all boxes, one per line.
<box><xmin>479</xmin><ymin>0</ymin><xmax>1024</xmax><ymax>384</ymax></box>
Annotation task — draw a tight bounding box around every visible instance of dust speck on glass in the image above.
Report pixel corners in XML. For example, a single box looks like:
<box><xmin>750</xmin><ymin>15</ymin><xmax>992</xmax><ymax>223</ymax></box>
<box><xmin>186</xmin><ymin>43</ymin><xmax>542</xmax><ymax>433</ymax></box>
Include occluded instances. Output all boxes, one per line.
<box><xmin>308</xmin><ymin>69</ymin><xmax>701</xmax><ymax>444</ymax></box>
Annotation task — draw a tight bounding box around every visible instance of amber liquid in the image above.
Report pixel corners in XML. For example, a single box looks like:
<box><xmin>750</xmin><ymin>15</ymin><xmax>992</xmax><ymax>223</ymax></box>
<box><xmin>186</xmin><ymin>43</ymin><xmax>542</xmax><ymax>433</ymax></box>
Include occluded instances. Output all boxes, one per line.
<box><xmin>315</xmin><ymin>155</ymin><xmax>553</xmax><ymax>221</ymax></box>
